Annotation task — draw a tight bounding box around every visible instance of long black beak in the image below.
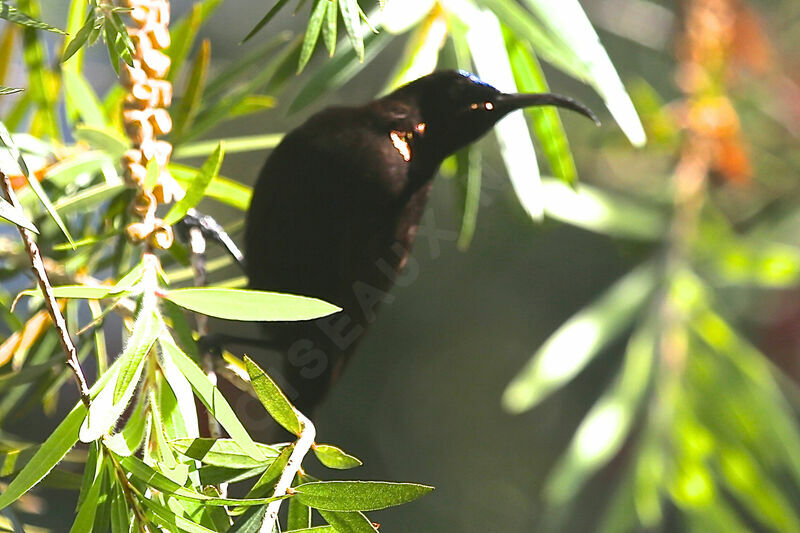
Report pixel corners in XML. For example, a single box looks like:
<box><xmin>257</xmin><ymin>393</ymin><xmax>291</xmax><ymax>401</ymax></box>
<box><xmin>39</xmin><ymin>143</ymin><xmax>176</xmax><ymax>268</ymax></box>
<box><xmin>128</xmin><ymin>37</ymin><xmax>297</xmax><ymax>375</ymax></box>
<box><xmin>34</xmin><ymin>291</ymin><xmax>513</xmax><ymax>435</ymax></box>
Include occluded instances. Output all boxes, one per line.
<box><xmin>494</xmin><ymin>92</ymin><xmax>600</xmax><ymax>126</ymax></box>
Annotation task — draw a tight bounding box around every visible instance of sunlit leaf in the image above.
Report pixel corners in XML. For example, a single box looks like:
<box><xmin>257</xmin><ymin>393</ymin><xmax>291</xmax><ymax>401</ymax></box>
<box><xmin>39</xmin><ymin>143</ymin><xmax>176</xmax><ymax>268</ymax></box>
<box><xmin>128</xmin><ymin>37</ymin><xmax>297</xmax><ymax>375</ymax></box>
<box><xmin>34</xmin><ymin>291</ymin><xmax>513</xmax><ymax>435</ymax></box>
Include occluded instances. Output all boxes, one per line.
<box><xmin>164</xmin><ymin>143</ymin><xmax>224</xmax><ymax>225</ymax></box>
<box><xmin>162</xmin><ymin>287</ymin><xmax>340</xmax><ymax>322</ymax></box>
<box><xmin>503</xmin><ymin>262</ymin><xmax>656</xmax><ymax>413</ymax></box>
<box><xmin>245</xmin><ymin>356</ymin><xmax>302</xmax><ymax>435</ymax></box>
<box><xmin>0</xmin><ymin>1</ymin><xmax>65</xmax><ymax>34</ymax></box>
<box><xmin>170</xmin><ymin>438</ymin><xmax>280</xmax><ymax>469</ymax></box>
<box><xmin>294</xmin><ymin>481</ymin><xmax>433</xmax><ymax>511</ymax></box>
<box><xmin>313</xmin><ymin>444</ymin><xmax>363</xmax><ymax>470</ymax></box>
<box><xmin>159</xmin><ymin>335</ymin><xmax>267</xmax><ymax>463</ymax></box>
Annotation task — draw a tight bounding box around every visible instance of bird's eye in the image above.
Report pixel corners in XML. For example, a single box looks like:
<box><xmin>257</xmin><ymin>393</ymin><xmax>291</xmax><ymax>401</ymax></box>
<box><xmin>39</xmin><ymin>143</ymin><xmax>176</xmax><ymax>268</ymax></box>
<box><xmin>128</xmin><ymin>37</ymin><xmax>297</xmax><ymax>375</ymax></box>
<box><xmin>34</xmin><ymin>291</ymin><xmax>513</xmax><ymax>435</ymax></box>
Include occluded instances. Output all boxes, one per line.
<box><xmin>484</xmin><ymin>101</ymin><xmax>494</xmax><ymax>110</ymax></box>
<box><xmin>470</xmin><ymin>103</ymin><xmax>479</xmax><ymax>110</ymax></box>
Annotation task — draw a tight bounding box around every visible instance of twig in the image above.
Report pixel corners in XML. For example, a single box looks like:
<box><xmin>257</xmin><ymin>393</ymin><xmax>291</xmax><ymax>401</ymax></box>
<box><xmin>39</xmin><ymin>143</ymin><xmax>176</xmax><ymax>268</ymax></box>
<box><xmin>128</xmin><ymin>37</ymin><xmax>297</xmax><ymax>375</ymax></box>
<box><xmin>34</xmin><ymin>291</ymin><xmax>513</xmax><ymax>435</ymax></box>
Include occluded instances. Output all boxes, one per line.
<box><xmin>261</xmin><ymin>411</ymin><xmax>316</xmax><ymax>533</ymax></box>
<box><xmin>0</xmin><ymin>171</ymin><xmax>91</xmax><ymax>409</ymax></box>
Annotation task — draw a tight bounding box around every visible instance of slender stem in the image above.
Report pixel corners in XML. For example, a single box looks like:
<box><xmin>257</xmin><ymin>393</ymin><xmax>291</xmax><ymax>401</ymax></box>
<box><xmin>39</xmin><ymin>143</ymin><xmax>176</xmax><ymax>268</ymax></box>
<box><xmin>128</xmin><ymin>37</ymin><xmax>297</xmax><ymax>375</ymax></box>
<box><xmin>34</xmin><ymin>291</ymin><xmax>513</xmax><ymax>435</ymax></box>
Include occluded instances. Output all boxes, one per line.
<box><xmin>0</xmin><ymin>171</ymin><xmax>91</xmax><ymax>408</ymax></box>
<box><xmin>261</xmin><ymin>411</ymin><xmax>316</xmax><ymax>533</ymax></box>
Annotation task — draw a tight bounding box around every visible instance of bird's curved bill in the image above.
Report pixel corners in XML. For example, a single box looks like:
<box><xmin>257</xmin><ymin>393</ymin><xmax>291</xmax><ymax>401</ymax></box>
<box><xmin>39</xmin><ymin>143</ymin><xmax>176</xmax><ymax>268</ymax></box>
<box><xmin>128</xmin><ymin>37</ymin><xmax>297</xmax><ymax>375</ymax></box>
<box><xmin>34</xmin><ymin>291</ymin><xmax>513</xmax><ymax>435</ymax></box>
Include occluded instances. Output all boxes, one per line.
<box><xmin>494</xmin><ymin>92</ymin><xmax>600</xmax><ymax>125</ymax></box>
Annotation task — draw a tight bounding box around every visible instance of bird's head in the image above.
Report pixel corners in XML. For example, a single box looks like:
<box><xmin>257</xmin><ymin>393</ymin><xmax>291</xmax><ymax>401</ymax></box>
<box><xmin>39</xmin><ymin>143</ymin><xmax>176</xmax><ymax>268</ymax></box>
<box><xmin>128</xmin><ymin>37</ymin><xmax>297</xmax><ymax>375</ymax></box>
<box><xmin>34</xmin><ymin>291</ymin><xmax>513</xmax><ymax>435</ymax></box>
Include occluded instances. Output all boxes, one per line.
<box><xmin>378</xmin><ymin>70</ymin><xmax>599</xmax><ymax>165</ymax></box>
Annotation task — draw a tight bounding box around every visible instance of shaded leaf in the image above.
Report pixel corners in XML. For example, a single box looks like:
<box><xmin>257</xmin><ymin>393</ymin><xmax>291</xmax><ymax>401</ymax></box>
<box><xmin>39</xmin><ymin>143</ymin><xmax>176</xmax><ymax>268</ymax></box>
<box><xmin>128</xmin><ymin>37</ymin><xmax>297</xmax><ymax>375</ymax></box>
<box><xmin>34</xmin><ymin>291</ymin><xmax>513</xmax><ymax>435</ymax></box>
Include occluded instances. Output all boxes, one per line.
<box><xmin>164</xmin><ymin>143</ymin><xmax>223</xmax><ymax>225</ymax></box>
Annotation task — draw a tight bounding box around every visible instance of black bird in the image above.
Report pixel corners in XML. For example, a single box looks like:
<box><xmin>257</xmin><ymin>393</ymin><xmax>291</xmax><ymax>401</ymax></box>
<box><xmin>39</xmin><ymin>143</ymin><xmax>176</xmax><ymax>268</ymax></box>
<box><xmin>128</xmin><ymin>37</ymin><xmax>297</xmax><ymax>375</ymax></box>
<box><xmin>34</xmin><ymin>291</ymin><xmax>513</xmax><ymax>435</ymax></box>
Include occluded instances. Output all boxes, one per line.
<box><xmin>244</xmin><ymin>70</ymin><xmax>597</xmax><ymax>415</ymax></box>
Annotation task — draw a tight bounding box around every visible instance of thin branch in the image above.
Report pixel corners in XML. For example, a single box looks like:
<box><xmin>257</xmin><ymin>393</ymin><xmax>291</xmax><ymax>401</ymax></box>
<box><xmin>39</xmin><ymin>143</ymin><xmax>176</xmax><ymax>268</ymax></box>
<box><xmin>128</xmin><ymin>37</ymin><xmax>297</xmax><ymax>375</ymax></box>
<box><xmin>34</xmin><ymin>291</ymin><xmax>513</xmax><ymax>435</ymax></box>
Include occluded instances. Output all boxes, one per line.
<box><xmin>0</xmin><ymin>171</ymin><xmax>91</xmax><ymax>408</ymax></box>
<box><xmin>261</xmin><ymin>411</ymin><xmax>316</xmax><ymax>533</ymax></box>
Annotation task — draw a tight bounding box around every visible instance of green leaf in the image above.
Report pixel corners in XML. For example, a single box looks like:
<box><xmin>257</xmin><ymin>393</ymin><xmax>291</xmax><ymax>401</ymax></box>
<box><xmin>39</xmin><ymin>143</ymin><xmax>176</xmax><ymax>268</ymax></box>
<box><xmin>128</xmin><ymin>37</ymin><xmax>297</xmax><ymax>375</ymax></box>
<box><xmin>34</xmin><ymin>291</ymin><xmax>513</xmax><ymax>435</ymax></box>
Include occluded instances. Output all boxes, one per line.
<box><xmin>542</xmin><ymin>178</ymin><xmax>666</xmax><ymax>240</ymax></box>
<box><xmin>294</xmin><ymin>481</ymin><xmax>434</xmax><ymax>511</ymax></box>
<box><xmin>245</xmin><ymin>357</ymin><xmax>302</xmax><ymax>435</ymax></box>
<box><xmin>73</xmin><ymin>125</ymin><xmax>130</xmax><ymax>158</ymax></box>
<box><xmin>289</xmin><ymin>30</ymin><xmax>392</xmax><ymax>113</ymax></box>
<box><xmin>503</xmin><ymin>262</ymin><xmax>656</xmax><ymax>413</ymax></box>
<box><xmin>0</xmin><ymin>1</ymin><xmax>65</xmax><ymax>34</ymax></box>
<box><xmin>143</xmin><ymin>498</ymin><xmax>218</xmax><ymax>533</ymax></box>
<box><xmin>287</xmin><ymin>527</ymin><xmax>334</xmax><ymax>532</ymax></box>
<box><xmin>322</xmin><ymin>0</ymin><xmax>338</xmax><ymax>55</ymax></box>
<box><xmin>70</xmin><ymin>451</ymin><xmax>104</xmax><ymax>533</ymax></box>
<box><xmin>339</xmin><ymin>0</ymin><xmax>364</xmax><ymax>61</ymax></box>
<box><xmin>62</xmin><ymin>69</ymin><xmax>105</xmax><ymax>127</ymax></box>
<box><xmin>0</xmin><ymin>86</ymin><xmax>22</xmax><ymax>95</ymax></box>
<box><xmin>170</xmin><ymin>438</ymin><xmax>280</xmax><ymax>469</ymax></box>
<box><xmin>173</xmin><ymin>134</ymin><xmax>282</xmax><ymax>159</ymax></box>
<box><xmin>0</xmin><ymin>403</ymin><xmax>86</xmax><ymax>510</ymax></box>
<box><xmin>288</xmin><ymin>492</ymin><xmax>313</xmax><ymax>530</ymax></box>
<box><xmin>466</xmin><ymin>9</ymin><xmax>544</xmax><ymax>220</ymax></box>
<box><xmin>313</xmin><ymin>444</ymin><xmax>363</xmax><ymax>470</ymax></box>
<box><xmin>242</xmin><ymin>0</ymin><xmax>292</xmax><ymax>43</ymax></box>
<box><xmin>172</xmin><ymin>39</ymin><xmax>210</xmax><ymax>140</ymax></box>
<box><xmin>170</xmin><ymin>163</ymin><xmax>252</xmax><ymax>211</ymax></box>
<box><xmin>520</xmin><ymin>0</ymin><xmax>646</xmax><ymax>146</ymax></box>
<box><xmin>162</xmin><ymin>287</ymin><xmax>340</xmax><ymax>322</ymax></box>
<box><xmin>54</xmin><ymin>183</ymin><xmax>125</xmax><ymax>217</ymax></box>
<box><xmin>143</xmin><ymin>157</ymin><xmax>159</xmax><ymax>193</ymax></box>
<box><xmin>298</xmin><ymin>0</ymin><xmax>329</xmax><ymax>73</ymax></box>
<box><xmin>62</xmin><ymin>11</ymin><xmax>96</xmax><ymax>63</ymax></box>
<box><xmin>112</xmin><ymin>307</ymin><xmax>160</xmax><ymax>404</ymax></box>
<box><xmin>509</xmin><ymin>38</ymin><xmax>578</xmax><ymax>186</ymax></box>
<box><xmin>163</xmin><ymin>143</ymin><xmax>224</xmax><ymax>225</ymax></box>
<box><xmin>318</xmin><ymin>510</ymin><xmax>378</xmax><ymax>533</ymax></box>
<box><xmin>167</xmin><ymin>0</ymin><xmax>222</xmax><ymax>83</ymax></box>
<box><xmin>0</xmin><ymin>196</ymin><xmax>37</xmax><ymax>233</ymax></box>
<box><xmin>0</xmin><ymin>119</ymin><xmax>74</xmax><ymax>246</ymax></box>
<box><xmin>120</xmin><ymin>454</ymin><xmax>281</xmax><ymax>507</ymax></box>
<box><xmin>159</xmin><ymin>335</ymin><xmax>267</xmax><ymax>463</ymax></box>
<box><xmin>16</xmin><ymin>285</ymin><xmax>115</xmax><ymax>301</ymax></box>
<box><xmin>454</xmin><ymin>145</ymin><xmax>481</xmax><ymax>250</ymax></box>
<box><xmin>544</xmin><ymin>319</ymin><xmax>657</xmax><ymax>505</ymax></box>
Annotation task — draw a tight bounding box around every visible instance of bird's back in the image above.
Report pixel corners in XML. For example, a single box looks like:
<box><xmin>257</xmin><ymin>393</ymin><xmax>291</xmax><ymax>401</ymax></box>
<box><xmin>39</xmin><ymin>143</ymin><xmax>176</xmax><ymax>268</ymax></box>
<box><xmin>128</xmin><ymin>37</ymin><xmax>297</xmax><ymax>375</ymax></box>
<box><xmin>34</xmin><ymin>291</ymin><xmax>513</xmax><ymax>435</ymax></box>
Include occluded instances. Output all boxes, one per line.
<box><xmin>244</xmin><ymin>105</ymin><xmax>433</xmax><ymax>412</ymax></box>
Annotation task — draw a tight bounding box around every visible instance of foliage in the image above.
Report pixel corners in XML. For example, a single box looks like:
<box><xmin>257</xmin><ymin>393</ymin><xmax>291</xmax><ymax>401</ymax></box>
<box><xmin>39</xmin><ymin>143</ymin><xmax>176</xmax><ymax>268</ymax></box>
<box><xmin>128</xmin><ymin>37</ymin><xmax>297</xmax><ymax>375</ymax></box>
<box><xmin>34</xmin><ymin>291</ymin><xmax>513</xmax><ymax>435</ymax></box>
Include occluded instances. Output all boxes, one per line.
<box><xmin>0</xmin><ymin>0</ymin><xmax>798</xmax><ymax>532</ymax></box>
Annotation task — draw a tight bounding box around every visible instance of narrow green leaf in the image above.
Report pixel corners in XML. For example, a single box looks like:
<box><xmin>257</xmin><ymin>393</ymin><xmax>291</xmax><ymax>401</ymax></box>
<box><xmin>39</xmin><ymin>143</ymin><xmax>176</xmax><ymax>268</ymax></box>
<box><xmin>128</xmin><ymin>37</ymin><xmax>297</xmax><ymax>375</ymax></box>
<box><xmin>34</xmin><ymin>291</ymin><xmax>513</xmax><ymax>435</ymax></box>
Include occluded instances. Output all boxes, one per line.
<box><xmin>0</xmin><ymin>120</ymin><xmax>74</xmax><ymax>245</ymax></box>
<box><xmin>290</xmin><ymin>30</ymin><xmax>391</xmax><ymax>112</ymax></box>
<box><xmin>541</xmin><ymin>178</ymin><xmax>666</xmax><ymax>240</ymax></box>
<box><xmin>143</xmin><ymin>498</ymin><xmax>218</xmax><ymax>533</ymax></box>
<box><xmin>112</xmin><ymin>308</ymin><xmax>160</xmax><ymax>404</ymax></box>
<box><xmin>159</xmin><ymin>335</ymin><xmax>267</xmax><ymax>463</ymax></box>
<box><xmin>54</xmin><ymin>183</ymin><xmax>125</xmax><ymax>217</ymax></box>
<box><xmin>0</xmin><ymin>403</ymin><xmax>86</xmax><ymax>510</ymax></box>
<box><xmin>143</xmin><ymin>157</ymin><xmax>159</xmax><ymax>193</ymax></box>
<box><xmin>62</xmin><ymin>69</ymin><xmax>105</xmax><ymax>127</ymax></box>
<box><xmin>166</xmin><ymin>0</ymin><xmax>222</xmax><ymax>83</ymax></box>
<box><xmin>0</xmin><ymin>197</ymin><xmax>37</xmax><ymax>233</ymax></box>
<box><xmin>503</xmin><ymin>262</ymin><xmax>656</xmax><ymax>413</ymax></box>
<box><xmin>245</xmin><ymin>357</ymin><xmax>302</xmax><ymax>435</ymax></box>
<box><xmin>295</xmin><ymin>481</ymin><xmax>434</xmax><ymax>511</ymax></box>
<box><xmin>16</xmin><ymin>285</ymin><xmax>115</xmax><ymax>301</ymax></box>
<box><xmin>242</xmin><ymin>0</ymin><xmax>292</xmax><ymax>43</ymax></box>
<box><xmin>173</xmin><ymin>134</ymin><xmax>282</xmax><ymax>159</ymax></box>
<box><xmin>162</xmin><ymin>287</ymin><xmax>340</xmax><ymax>322</ymax></box>
<box><xmin>509</xmin><ymin>38</ymin><xmax>578</xmax><ymax>186</ymax></box>
<box><xmin>286</xmin><ymin>528</ymin><xmax>334</xmax><ymax>533</ymax></box>
<box><xmin>288</xmin><ymin>493</ymin><xmax>313</xmax><ymax>530</ymax></box>
<box><xmin>119</xmin><ymin>454</ymin><xmax>280</xmax><ymax>507</ymax></box>
<box><xmin>62</xmin><ymin>11</ymin><xmax>94</xmax><ymax>63</ymax></box>
<box><xmin>322</xmin><ymin>0</ymin><xmax>338</xmax><ymax>55</ymax></box>
<box><xmin>73</xmin><ymin>125</ymin><xmax>130</xmax><ymax>158</ymax></box>
<box><xmin>521</xmin><ymin>0</ymin><xmax>646</xmax><ymax>146</ymax></box>
<box><xmin>0</xmin><ymin>1</ymin><xmax>65</xmax><ymax>33</ymax></box>
<box><xmin>339</xmin><ymin>0</ymin><xmax>364</xmax><ymax>61</ymax></box>
<box><xmin>545</xmin><ymin>320</ymin><xmax>657</xmax><ymax>504</ymax></box>
<box><xmin>318</xmin><ymin>510</ymin><xmax>378</xmax><ymax>533</ymax></box>
<box><xmin>313</xmin><ymin>444</ymin><xmax>363</xmax><ymax>470</ymax></box>
<box><xmin>466</xmin><ymin>9</ymin><xmax>543</xmax><ymax>220</ymax></box>
<box><xmin>70</xmin><ymin>453</ymin><xmax>104</xmax><ymax>533</ymax></box>
<box><xmin>170</xmin><ymin>438</ymin><xmax>280</xmax><ymax>468</ymax></box>
<box><xmin>454</xmin><ymin>145</ymin><xmax>481</xmax><ymax>250</ymax></box>
<box><xmin>298</xmin><ymin>0</ymin><xmax>329</xmax><ymax>73</ymax></box>
<box><xmin>163</xmin><ymin>143</ymin><xmax>223</xmax><ymax>225</ymax></box>
<box><xmin>172</xmin><ymin>39</ymin><xmax>210</xmax><ymax>140</ymax></box>
<box><xmin>0</xmin><ymin>86</ymin><xmax>22</xmax><ymax>95</ymax></box>
<box><xmin>170</xmin><ymin>163</ymin><xmax>251</xmax><ymax>210</ymax></box>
